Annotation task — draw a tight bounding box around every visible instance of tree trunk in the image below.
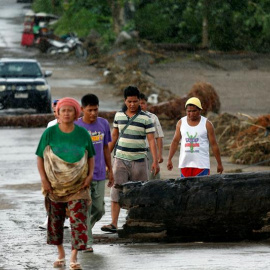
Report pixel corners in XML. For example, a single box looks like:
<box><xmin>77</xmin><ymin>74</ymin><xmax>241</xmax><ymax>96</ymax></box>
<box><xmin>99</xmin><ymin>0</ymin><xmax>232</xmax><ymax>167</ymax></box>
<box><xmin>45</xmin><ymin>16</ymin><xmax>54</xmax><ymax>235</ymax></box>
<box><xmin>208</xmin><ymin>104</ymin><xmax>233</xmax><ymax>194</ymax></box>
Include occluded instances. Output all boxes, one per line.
<box><xmin>108</xmin><ymin>0</ymin><xmax>125</xmax><ymax>35</ymax></box>
<box><xmin>0</xmin><ymin>111</ymin><xmax>116</xmax><ymax>127</ymax></box>
<box><xmin>202</xmin><ymin>0</ymin><xmax>210</xmax><ymax>48</ymax></box>
<box><xmin>202</xmin><ymin>16</ymin><xmax>209</xmax><ymax>48</ymax></box>
<box><xmin>118</xmin><ymin>172</ymin><xmax>270</xmax><ymax>242</ymax></box>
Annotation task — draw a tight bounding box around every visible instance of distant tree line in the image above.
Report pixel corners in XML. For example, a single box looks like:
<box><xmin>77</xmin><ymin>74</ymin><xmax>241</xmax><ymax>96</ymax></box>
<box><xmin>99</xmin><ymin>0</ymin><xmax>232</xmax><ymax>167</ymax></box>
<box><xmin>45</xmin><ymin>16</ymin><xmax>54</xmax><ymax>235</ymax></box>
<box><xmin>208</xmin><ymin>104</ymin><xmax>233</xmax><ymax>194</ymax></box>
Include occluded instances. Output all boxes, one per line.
<box><xmin>32</xmin><ymin>0</ymin><xmax>270</xmax><ymax>52</ymax></box>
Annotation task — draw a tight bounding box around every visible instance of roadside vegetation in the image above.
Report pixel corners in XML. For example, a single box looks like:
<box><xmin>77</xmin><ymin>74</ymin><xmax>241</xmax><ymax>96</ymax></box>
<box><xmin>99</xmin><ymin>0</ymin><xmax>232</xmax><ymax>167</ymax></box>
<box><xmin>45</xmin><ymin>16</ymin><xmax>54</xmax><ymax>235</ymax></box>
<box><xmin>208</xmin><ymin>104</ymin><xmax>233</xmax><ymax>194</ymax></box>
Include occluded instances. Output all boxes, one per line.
<box><xmin>32</xmin><ymin>0</ymin><xmax>270</xmax><ymax>53</ymax></box>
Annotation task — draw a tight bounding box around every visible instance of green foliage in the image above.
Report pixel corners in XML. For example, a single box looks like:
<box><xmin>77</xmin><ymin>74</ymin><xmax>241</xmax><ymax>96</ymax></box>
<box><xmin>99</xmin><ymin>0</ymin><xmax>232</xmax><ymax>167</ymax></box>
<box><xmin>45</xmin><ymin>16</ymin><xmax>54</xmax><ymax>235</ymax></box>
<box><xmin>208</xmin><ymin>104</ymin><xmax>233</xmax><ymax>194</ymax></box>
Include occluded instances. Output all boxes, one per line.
<box><xmin>32</xmin><ymin>0</ymin><xmax>53</xmax><ymax>13</ymax></box>
<box><xmin>65</xmin><ymin>0</ymin><xmax>111</xmax><ymax>15</ymax></box>
<box><xmin>98</xmin><ymin>30</ymin><xmax>116</xmax><ymax>53</ymax></box>
<box><xmin>47</xmin><ymin>0</ymin><xmax>111</xmax><ymax>38</ymax></box>
<box><xmin>207</xmin><ymin>0</ymin><xmax>270</xmax><ymax>52</ymax></box>
<box><xmin>208</xmin><ymin>2</ymin><xmax>239</xmax><ymax>51</ymax></box>
<box><xmin>134</xmin><ymin>0</ymin><xmax>270</xmax><ymax>52</ymax></box>
<box><xmin>245</xmin><ymin>0</ymin><xmax>270</xmax><ymax>52</ymax></box>
<box><xmin>32</xmin><ymin>0</ymin><xmax>62</xmax><ymax>14</ymax></box>
<box><xmin>53</xmin><ymin>9</ymin><xmax>111</xmax><ymax>38</ymax></box>
<box><xmin>177</xmin><ymin>1</ymin><xmax>203</xmax><ymax>44</ymax></box>
<box><xmin>32</xmin><ymin>0</ymin><xmax>270</xmax><ymax>52</ymax></box>
<box><xmin>122</xmin><ymin>20</ymin><xmax>136</xmax><ymax>33</ymax></box>
<box><xmin>134</xmin><ymin>0</ymin><xmax>183</xmax><ymax>42</ymax></box>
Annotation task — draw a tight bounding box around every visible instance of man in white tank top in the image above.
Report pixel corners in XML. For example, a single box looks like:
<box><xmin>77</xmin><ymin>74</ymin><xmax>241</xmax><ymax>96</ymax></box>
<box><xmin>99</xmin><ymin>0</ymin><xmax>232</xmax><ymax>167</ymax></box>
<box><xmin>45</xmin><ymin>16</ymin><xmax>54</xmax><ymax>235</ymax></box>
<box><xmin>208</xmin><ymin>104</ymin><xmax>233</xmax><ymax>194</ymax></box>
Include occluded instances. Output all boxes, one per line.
<box><xmin>167</xmin><ymin>97</ymin><xmax>223</xmax><ymax>177</ymax></box>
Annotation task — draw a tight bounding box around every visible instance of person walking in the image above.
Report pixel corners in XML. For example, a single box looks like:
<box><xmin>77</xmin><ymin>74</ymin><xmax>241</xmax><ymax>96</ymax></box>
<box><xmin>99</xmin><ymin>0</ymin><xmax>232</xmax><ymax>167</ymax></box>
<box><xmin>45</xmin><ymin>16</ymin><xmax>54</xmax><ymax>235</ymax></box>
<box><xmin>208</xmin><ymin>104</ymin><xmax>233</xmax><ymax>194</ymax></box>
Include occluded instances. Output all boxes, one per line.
<box><xmin>36</xmin><ymin>97</ymin><xmax>95</xmax><ymax>269</ymax></box>
<box><xmin>75</xmin><ymin>94</ymin><xmax>114</xmax><ymax>252</ymax></box>
<box><xmin>139</xmin><ymin>93</ymin><xmax>164</xmax><ymax>179</ymax></box>
<box><xmin>101</xmin><ymin>86</ymin><xmax>160</xmax><ymax>233</ymax></box>
<box><xmin>47</xmin><ymin>99</ymin><xmax>59</xmax><ymax>127</ymax></box>
<box><xmin>39</xmin><ymin>99</ymin><xmax>69</xmax><ymax>230</ymax></box>
<box><xmin>167</xmin><ymin>97</ymin><xmax>223</xmax><ymax>177</ymax></box>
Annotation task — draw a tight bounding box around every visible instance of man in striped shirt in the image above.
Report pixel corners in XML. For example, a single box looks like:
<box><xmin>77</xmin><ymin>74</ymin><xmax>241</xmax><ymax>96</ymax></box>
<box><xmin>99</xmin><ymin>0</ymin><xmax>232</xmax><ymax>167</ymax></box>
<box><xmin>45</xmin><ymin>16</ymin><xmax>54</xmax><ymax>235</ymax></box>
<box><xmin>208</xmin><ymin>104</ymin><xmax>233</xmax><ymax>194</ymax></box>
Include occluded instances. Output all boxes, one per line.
<box><xmin>101</xmin><ymin>86</ymin><xmax>160</xmax><ymax>233</ymax></box>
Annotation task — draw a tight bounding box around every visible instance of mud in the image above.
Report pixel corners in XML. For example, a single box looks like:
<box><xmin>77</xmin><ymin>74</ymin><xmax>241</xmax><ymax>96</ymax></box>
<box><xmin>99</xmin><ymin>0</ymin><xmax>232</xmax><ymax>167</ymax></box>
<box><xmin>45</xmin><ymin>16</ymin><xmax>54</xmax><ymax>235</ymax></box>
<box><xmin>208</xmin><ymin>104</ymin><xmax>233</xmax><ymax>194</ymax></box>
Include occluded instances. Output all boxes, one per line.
<box><xmin>1</xmin><ymin>127</ymin><xmax>270</xmax><ymax>270</ymax></box>
<box><xmin>1</xmin><ymin>1</ymin><xmax>270</xmax><ymax>270</ymax></box>
<box><xmin>148</xmin><ymin>52</ymin><xmax>270</xmax><ymax>117</ymax></box>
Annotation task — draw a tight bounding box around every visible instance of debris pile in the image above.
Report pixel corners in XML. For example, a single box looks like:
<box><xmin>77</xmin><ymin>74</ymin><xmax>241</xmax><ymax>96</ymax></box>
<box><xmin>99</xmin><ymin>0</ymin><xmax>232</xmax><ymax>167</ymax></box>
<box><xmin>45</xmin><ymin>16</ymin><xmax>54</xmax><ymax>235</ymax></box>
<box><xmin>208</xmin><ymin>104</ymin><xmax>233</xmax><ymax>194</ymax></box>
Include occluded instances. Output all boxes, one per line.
<box><xmin>211</xmin><ymin>113</ymin><xmax>270</xmax><ymax>166</ymax></box>
<box><xmin>0</xmin><ymin>111</ymin><xmax>269</xmax><ymax>167</ymax></box>
<box><xmin>148</xmin><ymin>82</ymin><xmax>221</xmax><ymax>129</ymax></box>
<box><xmin>94</xmin><ymin>41</ymin><xmax>175</xmax><ymax>102</ymax></box>
<box><xmin>209</xmin><ymin>112</ymin><xmax>242</xmax><ymax>156</ymax></box>
<box><xmin>0</xmin><ymin>112</ymin><xmax>115</xmax><ymax>128</ymax></box>
<box><xmin>90</xmin><ymin>37</ymin><xmax>221</xmax><ymax>111</ymax></box>
<box><xmin>0</xmin><ymin>114</ymin><xmax>54</xmax><ymax>128</ymax></box>
<box><xmin>188</xmin><ymin>82</ymin><xmax>220</xmax><ymax>115</ymax></box>
<box><xmin>229</xmin><ymin>115</ymin><xmax>270</xmax><ymax>165</ymax></box>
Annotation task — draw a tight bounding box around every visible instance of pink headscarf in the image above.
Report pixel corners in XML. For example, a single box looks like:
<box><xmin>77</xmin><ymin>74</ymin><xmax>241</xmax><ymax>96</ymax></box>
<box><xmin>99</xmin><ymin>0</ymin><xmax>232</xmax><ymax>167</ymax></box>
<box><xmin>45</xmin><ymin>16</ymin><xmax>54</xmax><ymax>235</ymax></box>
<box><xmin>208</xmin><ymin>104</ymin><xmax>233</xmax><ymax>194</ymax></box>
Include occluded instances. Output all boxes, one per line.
<box><xmin>56</xmin><ymin>97</ymin><xmax>81</xmax><ymax>120</ymax></box>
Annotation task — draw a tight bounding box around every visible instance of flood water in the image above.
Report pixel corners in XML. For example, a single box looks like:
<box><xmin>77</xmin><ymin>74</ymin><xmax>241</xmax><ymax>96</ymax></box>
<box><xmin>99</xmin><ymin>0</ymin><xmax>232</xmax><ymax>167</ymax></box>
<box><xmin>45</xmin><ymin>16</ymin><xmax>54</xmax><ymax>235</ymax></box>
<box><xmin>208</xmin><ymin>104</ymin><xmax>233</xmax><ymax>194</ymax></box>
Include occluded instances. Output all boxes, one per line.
<box><xmin>1</xmin><ymin>127</ymin><xmax>270</xmax><ymax>270</ymax></box>
<box><xmin>1</xmin><ymin>1</ymin><xmax>270</xmax><ymax>270</ymax></box>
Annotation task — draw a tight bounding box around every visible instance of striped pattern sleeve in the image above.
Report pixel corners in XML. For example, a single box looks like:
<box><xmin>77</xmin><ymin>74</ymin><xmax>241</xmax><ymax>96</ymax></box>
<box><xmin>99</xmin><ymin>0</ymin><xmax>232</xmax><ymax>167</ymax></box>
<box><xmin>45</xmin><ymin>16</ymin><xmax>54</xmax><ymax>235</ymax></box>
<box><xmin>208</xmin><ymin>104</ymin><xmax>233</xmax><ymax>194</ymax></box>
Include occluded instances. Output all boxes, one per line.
<box><xmin>114</xmin><ymin>111</ymin><xmax>155</xmax><ymax>161</ymax></box>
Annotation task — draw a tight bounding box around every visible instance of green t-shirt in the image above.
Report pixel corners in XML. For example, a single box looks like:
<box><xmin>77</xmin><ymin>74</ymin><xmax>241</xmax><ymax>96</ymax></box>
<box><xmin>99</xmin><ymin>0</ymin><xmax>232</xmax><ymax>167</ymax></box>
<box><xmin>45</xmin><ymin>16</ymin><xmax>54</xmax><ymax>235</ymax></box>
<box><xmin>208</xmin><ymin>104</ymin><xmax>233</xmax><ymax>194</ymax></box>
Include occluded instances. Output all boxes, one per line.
<box><xmin>35</xmin><ymin>124</ymin><xmax>95</xmax><ymax>163</ymax></box>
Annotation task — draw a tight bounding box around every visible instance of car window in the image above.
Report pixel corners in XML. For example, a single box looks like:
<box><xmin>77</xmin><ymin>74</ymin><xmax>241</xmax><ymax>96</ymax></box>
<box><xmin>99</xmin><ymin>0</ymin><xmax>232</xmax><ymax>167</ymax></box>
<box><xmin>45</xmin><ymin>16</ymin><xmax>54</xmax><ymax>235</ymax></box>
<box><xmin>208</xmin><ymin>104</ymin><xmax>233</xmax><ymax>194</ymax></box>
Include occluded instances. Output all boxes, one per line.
<box><xmin>0</xmin><ymin>63</ymin><xmax>9</xmax><ymax>77</ymax></box>
<box><xmin>0</xmin><ymin>62</ymin><xmax>42</xmax><ymax>78</ymax></box>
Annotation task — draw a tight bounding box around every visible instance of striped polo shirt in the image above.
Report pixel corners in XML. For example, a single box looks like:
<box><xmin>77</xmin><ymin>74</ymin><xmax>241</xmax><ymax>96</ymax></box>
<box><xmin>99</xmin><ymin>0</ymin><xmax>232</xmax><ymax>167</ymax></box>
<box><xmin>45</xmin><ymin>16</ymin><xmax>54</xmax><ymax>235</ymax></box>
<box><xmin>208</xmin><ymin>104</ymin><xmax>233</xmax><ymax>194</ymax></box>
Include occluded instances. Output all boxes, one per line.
<box><xmin>113</xmin><ymin>108</ymin><xmax>155</xmax><ymax>161</ymax></box>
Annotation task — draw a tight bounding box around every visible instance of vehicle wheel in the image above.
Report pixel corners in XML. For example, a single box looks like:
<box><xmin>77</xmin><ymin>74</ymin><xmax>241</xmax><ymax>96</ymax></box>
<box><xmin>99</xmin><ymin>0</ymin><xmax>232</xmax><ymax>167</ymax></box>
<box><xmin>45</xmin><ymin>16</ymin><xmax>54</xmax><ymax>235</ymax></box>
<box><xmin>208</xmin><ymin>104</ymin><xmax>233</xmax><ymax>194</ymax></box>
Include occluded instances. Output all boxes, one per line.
<box><xmin>37</xmin><ymin>38</ymin><xmax>50</xmax><ymax>53</ymax></box>
<box><xmin>47</xmin><ymin>46</ymin><xmax>58</xmax><ymax>55</ymax></box>
<box><xmin>75</xmin><ymin>45</ymin><xmax>88</xmax><ymax>59</ymax></box>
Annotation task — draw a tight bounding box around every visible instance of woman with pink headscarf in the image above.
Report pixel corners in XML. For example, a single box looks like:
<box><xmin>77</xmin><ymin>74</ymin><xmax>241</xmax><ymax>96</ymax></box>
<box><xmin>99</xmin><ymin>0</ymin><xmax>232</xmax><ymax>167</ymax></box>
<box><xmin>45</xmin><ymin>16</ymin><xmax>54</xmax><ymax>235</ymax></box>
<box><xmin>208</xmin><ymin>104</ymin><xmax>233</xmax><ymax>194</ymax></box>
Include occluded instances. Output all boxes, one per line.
<box><xmin>36</xmin><ymin>97</ymin><xmax>95</xmax><ymax>269</ymax></box>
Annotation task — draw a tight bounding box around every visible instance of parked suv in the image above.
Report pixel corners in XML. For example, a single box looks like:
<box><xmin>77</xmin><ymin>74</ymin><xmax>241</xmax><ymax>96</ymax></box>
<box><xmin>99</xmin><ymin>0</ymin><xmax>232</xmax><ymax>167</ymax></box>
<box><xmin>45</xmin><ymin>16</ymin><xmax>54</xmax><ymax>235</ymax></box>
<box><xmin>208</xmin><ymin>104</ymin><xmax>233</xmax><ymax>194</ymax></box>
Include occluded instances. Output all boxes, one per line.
<box><xmin>0</xmin><ymin>58</ymin><xmax>52</xmax><ymax>113</ymax></box>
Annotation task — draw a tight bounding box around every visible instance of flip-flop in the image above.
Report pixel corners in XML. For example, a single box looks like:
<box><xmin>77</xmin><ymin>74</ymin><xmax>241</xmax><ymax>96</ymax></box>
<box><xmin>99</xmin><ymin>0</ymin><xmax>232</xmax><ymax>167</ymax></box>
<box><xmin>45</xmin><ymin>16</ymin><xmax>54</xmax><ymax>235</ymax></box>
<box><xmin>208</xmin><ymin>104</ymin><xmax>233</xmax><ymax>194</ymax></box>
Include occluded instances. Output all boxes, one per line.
<box><xmin>83</xmin><ymin>247</ymin><xmax>93</xmax><ymax>253</ymax></box>
<box><xmin>101</xmin><ymin>223</ymin><xmax>117</xmax><ymax>233</ymax></box>
<box><xmin>69</xmin><ymin>261</ymin><xmax>82</xmax><ymax>270</ymax></box>
<box><xmin>53</xmin><ymin>258</ymin><xmax>65</xmax><ymax>268</ymax></box>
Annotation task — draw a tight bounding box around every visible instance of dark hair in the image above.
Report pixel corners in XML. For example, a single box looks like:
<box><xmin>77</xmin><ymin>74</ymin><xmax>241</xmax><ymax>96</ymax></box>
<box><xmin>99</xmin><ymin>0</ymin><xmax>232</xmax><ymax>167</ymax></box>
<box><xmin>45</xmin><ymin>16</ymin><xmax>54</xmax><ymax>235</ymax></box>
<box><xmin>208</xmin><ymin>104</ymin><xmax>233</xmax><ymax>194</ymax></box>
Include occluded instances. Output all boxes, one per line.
<box><xmin>81</xmin><ymin>94</ymin><xmax>99</xmax><ymax>107</ymax></box>
<box><xmin>124</xmin><ymin>86</ymin><xmax>140</xmax><ymax>99</ymax></box>
<box><xmin>139</xmin><ymin>93</ymin><xmax>148</xmax><ymax>101</ymax></box>
<box><xmin>53</xmin><ymin>99</ymin><xmax>59</xmax><ymax>106</ymax></box>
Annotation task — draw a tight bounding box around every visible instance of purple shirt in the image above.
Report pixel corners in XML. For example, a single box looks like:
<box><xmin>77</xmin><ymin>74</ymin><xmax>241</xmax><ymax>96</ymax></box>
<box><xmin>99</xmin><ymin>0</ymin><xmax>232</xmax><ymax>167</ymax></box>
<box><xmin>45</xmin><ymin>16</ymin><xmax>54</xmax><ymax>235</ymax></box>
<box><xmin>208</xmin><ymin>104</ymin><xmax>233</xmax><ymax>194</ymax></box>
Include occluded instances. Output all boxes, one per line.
<box><xmin>75</xmin><ymin>117</ymin><xmax>111</xmax><ymax>181</ymax></box>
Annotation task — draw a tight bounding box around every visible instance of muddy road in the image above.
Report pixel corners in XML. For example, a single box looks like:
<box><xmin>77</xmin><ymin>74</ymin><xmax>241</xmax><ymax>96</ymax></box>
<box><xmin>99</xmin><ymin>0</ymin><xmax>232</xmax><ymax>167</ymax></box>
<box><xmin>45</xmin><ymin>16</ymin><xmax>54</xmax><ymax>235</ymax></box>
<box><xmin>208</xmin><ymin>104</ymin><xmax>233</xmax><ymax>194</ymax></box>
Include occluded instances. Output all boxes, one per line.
<box><xmin>1</xmin><ymin>1</ymin><xmax>270</xmax><ymax>270</ymax></box>
<box><xmin>1</xmin><ymin>127</ymin><xmax>270</xmax><ymax>269</ymax></box>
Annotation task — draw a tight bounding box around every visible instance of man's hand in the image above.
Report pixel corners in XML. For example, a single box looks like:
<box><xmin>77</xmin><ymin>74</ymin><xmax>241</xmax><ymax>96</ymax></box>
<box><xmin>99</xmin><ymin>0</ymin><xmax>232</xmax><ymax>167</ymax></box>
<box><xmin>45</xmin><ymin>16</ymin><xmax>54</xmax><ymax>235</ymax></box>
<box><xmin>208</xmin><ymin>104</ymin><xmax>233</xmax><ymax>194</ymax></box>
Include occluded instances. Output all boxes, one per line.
<box><xmin>158</xmin><ymin>155</ymin><xmax>164</xmax><ymax>164</ymax></box>
<box><xmin>151</xmin><ymin>162</ymin><xmax>160</xmax><ymax>176</ymax></box>
<box><xmin>107</xmin><ymin>171</ymin><xmax>114</xmax><ymax>187</ymax></box>
<box><xmin>167</xmin><ymin>159</ymin><xmax>173</xmax><ymax>171</ymax></box>
<box><xmin>217</xmin><ymin>164</ymin><xmax>224</xmax><ymax>174</ymax></box>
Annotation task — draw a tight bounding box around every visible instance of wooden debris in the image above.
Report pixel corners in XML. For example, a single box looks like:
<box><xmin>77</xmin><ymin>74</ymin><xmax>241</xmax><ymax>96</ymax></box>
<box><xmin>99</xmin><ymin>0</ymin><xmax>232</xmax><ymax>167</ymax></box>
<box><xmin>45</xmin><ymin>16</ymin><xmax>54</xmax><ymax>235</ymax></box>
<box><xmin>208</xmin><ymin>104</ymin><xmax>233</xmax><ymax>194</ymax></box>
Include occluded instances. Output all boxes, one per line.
<box><xmin>148</xmin><ymin>81</ymin><xmax>221</xmax><ymax>121</ymax></box>
<box><xmin>118</xmin><ymin>172</ymin><xmax>270</xmax><ymax>242</ymax></box>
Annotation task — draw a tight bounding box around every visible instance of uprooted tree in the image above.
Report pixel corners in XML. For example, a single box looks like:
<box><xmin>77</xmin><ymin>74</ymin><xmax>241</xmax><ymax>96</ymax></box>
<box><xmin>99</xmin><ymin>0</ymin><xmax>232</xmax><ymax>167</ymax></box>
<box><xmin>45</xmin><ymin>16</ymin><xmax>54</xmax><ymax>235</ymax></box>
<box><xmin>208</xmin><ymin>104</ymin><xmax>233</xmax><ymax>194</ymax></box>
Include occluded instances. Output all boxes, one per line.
<box><xmin>117</xmin><ymin>171</ymin><xmax>270</xmax><ymax>242</ymax></box>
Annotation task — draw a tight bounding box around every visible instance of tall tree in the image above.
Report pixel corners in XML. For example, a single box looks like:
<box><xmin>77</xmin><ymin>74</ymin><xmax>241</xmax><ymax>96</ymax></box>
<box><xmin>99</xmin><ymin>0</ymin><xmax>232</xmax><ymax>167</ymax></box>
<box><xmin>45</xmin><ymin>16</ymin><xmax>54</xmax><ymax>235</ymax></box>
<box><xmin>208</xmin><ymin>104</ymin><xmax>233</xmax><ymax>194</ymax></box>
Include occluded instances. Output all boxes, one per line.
<box><xmin>108</xmin><ymin>0</ymin><xmax>125</xmax><ymax>34</ymax></box>
<box><xmin>202</xmin><ymin>0</ymin><xmax>210</xmax><ymax>48</ymax></box>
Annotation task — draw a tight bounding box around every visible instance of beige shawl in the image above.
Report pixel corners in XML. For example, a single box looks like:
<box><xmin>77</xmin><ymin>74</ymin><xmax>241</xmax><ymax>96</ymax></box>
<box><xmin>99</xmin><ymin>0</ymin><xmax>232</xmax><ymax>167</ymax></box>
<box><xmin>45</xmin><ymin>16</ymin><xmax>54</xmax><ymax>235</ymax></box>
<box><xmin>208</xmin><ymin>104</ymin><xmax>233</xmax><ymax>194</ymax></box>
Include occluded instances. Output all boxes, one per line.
<box><xmin>43</xmin><ymin>145</ymin><xmax>91</xmax><ymax>203</ymax></box>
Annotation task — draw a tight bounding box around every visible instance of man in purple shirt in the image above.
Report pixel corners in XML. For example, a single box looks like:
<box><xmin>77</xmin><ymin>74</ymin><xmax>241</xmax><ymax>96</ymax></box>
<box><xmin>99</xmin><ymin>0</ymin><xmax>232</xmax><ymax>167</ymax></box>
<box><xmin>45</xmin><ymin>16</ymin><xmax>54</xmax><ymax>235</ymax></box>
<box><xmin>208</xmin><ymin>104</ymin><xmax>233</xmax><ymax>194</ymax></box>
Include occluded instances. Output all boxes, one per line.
<box><xmin>75</xmin><ymin>94</ymin><xmax>114</xmax><ymax>252</ymax></box>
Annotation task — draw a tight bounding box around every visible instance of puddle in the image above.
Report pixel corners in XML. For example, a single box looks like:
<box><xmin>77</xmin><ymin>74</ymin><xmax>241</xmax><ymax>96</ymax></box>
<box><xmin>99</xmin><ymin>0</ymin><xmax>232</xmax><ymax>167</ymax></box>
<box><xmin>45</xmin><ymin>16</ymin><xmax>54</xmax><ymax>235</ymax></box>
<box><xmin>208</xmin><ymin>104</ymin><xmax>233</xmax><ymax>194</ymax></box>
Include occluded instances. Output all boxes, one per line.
<box><xmin>50</xmin><ymin>78</ymin><xmax>97</xmax><ymax>88</ymax></box>
<box><xmin>1</xmin><ymin>125</ymin><xmax>270</xmax><ymax>270</ymax></box>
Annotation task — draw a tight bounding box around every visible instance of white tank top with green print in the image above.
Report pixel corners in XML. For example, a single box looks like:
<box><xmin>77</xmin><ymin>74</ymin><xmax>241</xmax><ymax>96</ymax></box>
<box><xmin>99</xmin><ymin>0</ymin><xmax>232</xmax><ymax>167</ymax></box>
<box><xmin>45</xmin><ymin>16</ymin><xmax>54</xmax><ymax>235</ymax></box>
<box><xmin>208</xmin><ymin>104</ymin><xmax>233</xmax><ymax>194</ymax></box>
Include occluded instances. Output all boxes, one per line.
<box><xmin>179</xmin><ymin>116</ymin><xmax>210</xmax><ymax>169</ymax></box>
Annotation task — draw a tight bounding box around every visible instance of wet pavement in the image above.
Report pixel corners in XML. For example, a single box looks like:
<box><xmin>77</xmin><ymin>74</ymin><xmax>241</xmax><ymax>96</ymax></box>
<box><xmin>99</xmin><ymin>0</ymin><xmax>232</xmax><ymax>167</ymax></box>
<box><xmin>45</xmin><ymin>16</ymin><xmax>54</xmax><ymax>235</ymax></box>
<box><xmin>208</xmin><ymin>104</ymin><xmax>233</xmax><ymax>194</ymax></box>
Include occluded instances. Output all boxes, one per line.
<box><xmin>0</xmin><ymin>0</ymin><xmax>36</xmax><ymax>58</ymax></box>
<box><xmin>1</xmin><ymin>127</ymin><xmax>270</xmax><ymax>270</ymax></box>
<box><xmin>2</xmin><ymin>1</ymin><xmax>270</xmax><ymax>270</ymax></box>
